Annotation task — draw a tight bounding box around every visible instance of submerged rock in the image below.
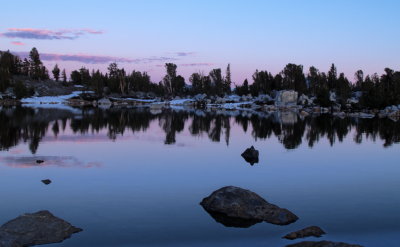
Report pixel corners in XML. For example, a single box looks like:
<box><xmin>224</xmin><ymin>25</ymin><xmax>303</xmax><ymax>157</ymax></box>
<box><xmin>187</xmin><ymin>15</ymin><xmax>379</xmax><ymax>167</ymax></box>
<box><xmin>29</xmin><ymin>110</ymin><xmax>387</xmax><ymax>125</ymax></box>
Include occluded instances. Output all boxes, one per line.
<box><xmin>200</xmin><ymin>186</ymin><xmax>298</xmax><ymax>226</ymax></box>
<box><xmin>286</xmin><ymin>241</ymin><xmax>363</xmax><ymax>247</ymax></box>
<box><xmin>283</xmin><ymin>226</ymin><xmax>326</xmax><ymax>240</ymax></box>
<box><xmin>41</xmin><ymin>179</ymin><xmax>52</xmax><ymax>185</ymax></box>
<box><xmin>241</xmin><ymin>146</ymin><xmax>259</xmax><ymax>165</ymax></box>
<box><xmin>0</xmin><ymin>210</ymin><xmax>82</xmax><ymax>247</ymax></box>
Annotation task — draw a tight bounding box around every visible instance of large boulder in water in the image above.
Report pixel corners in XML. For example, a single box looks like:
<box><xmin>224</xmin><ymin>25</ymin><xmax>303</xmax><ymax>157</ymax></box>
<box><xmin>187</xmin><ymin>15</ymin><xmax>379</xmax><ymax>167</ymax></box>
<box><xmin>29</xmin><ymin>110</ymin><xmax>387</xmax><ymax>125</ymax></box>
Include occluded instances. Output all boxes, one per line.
<box><xmin>286</xmin><ymin>241</ymin><xmax>363</xmax><ymax>247</ymax></box>
<box><xmin>241</xmin><ymin>146</ymin><xmax>259</xmax><ymax>165</ymax></box>
<box><xmin>200</xmin><ymin>186</ymin><xmax>298</xmax><ymax>226</ymax></box>
<box><xmin>0</xmin><ymin>210</ymin><xmax>82</xmax><ymax>247</ymax></box>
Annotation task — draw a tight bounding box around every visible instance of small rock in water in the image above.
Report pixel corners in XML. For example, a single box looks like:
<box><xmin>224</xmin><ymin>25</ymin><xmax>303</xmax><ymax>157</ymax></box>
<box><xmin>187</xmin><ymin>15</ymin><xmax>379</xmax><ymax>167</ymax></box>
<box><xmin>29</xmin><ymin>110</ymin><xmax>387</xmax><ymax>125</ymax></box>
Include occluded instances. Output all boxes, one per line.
<box><xmin>283</xmin><ymin>226</ymin><xmax>326</xmax><ymax>240</ymax></box>
<box><xmin>200</xmin><ymin>186</ymin><xmax>298</xmax><ymax>226</ymax></box>
<box><xmin>0</xmin><ymin>210</ymin><xmax>82</xmax><ymax>247</ymax></box>
<box><xmin>286</xmin><ymin>241</ymin><xmax>363</xmax><ymax>247</ymax></box>
<box><xmin>36</xmin><ymin>160</ymin><xmax>44</xmax><ymax>164</ymax></box>
<box><xmin>41</xmin><ymin>179</ymin><xmax>52</xmax><ymax>185</ymax></box>
<box><xmin>241</xmin><ymin>146</ymin><xmax>259</xmax><ymax>165</ymax></box>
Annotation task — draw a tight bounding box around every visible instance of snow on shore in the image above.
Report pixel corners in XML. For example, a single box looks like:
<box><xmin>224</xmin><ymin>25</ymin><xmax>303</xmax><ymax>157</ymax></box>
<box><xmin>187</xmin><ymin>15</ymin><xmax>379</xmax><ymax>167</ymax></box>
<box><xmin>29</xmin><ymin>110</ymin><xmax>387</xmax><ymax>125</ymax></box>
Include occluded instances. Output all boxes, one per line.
<box><xmin>109</xmin><ymin>97</ymin><xmax>156</xmax><ymax>103</ymax></box>
<box><xmin>20</xmin><ymin>91</ymin><xmax>90</xmax><ymax>112</ymax></box>
<box><xmin>21</xmin><ymin>91</ymin><xmax>86</xmax><ymax>104</ymax></box>
<box><xmin>169</xmin><ymin>99</ymin><xmax>194</xmax><ymax>105</ymax></box>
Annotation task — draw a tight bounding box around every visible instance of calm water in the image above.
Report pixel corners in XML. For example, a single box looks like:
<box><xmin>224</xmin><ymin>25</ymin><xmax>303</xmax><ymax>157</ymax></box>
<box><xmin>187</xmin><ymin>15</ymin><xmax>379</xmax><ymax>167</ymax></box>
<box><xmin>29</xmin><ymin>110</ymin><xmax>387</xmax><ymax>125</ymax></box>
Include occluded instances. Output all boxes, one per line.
<box><xmin>0</xmin><ymin>106</ymin><xmax>399</xmax><ymax>247</ymax></box>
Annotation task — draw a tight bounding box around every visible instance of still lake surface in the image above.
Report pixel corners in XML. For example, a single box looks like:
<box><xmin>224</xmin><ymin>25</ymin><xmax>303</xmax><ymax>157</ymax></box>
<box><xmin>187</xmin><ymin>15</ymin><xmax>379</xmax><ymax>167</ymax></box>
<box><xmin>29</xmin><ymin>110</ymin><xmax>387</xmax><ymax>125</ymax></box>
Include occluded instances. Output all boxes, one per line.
<box><xmin>0</xmin><ymin>106</ymin><xmax>399</xmax><ymax>247</ymax></box>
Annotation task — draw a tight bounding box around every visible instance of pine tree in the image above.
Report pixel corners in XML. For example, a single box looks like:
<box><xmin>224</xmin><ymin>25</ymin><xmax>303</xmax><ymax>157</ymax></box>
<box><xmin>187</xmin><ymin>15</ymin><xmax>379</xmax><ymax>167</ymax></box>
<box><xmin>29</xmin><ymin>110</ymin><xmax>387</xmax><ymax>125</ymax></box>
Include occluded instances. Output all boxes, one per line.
<box><xmin>210</xmin><ymin>68</ymin><xmax>223</xmax><ymax>96</ymax></box>
<box><xmin>29</xmin><ymin>47</ymin><xmax>42</xmax><ymax>80</ymax></box>
<box><xmin>61</xmin><ymin>69</ymin><xmax>67</xmax><ymax>82</ymax></box>
<box><xmin>52</xmin><ymin>64</ymin><xmax>60</xmax><ymax>81</ymax></box>
<box><xmin>327</xmin><ymin>63</ymin><xmax>337</xmax><ymax>91</ymax></box>
<box><xmin>224</xmin><ymin>64</ymin><xmax>232</xmax><ymax>94</ymax></box>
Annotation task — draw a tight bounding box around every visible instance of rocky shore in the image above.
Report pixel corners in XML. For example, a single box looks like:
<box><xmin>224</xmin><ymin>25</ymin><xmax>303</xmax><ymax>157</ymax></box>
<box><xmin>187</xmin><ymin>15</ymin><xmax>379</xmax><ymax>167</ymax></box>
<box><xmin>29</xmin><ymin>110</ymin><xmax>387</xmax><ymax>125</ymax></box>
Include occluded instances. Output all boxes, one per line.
<box><xmin>3</xmin><ymin>89</ymin><xmax>400</xmax><ymax>121</ymax></box>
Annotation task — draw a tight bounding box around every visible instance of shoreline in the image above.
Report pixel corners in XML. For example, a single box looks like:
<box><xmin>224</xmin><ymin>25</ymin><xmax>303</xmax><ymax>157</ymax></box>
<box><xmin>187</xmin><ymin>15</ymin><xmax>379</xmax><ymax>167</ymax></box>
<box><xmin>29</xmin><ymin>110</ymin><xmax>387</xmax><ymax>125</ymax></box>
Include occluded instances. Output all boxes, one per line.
<box><xmin>1</xmin><ymin>95</ymin><xmax>399</xmax><ymax>121</ymax></box>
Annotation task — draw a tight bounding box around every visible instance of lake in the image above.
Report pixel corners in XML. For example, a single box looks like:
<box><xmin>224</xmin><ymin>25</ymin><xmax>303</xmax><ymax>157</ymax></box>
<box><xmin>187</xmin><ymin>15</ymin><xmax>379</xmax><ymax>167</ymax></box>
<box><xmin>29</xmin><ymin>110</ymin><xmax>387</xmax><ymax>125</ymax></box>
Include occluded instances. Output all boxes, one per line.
<box><xmin>0</xmin><ymin>106</ymin><xmax>399</xmax><ymax>247</ymax></box>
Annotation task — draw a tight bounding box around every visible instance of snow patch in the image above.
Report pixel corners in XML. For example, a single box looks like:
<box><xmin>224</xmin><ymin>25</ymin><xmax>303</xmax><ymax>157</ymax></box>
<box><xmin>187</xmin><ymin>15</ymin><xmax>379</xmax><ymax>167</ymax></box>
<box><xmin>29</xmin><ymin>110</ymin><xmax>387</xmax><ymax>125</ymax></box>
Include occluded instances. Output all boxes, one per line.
<box><xmin>110</xmin><ymin>97</ymin><xmax>156</xmax><ymax>103</ymax></box>
<box><xmin>169</xmin><ymin>99</ymin><xmax>194</xmax><ymax>105</ymax></box>
<box><xmin>21</xmin><ymin>91</ymin><xmax>86</xmax><ymax>104</ymax></box>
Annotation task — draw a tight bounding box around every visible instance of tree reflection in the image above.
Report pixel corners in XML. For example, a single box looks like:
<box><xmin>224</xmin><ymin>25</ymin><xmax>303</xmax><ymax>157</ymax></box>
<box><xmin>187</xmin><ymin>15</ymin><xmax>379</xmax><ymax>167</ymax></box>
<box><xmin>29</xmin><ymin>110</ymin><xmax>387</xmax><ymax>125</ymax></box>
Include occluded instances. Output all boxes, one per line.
<box><xmin>0</xmin><ymin>106</ymin><xmax>399</xmax><ymax>154</ymax></box>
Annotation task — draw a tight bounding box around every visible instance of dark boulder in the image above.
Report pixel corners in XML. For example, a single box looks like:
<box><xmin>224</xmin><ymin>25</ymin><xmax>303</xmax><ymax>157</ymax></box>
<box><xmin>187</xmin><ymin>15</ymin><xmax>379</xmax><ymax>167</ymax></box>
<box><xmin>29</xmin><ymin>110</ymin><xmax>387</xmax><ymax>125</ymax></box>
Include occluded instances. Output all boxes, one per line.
<box><xmin>0</xmin><ymin>210</ymin><xmax>82</xmax><ymax>247</ymax></box>
<box><xmin>241</xmin><ymin>146</ymin><xmax>259</xmax><ymax>165</ymax></box>
<box><xmin>286</xmin><ymin>241</ymin><xmax>363</xmax><ymax>247</ymax></box>
<box><xmin>41</xmin><ymin>179</ymin><xmax>52</xmax><ymax>185</ymax></box>
<box><xmin>283</xmin><ymin>226</ymin><xmax>326</xmax><ymax>240</ymax></box>
<box><xmin>200</xmin><ymin>186</ymin><xmax>298</xmax><ymax>226</ymax></box>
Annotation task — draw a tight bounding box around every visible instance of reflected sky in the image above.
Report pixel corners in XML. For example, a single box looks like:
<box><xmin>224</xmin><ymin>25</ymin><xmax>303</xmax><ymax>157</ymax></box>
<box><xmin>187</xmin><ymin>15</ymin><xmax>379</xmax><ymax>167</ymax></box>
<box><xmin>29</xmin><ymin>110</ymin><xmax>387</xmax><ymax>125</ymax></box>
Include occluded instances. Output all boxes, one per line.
<box><xmin>0</xmin><ymin>106</ymin><xmax>399</xmax><ymax>246</ymax></box>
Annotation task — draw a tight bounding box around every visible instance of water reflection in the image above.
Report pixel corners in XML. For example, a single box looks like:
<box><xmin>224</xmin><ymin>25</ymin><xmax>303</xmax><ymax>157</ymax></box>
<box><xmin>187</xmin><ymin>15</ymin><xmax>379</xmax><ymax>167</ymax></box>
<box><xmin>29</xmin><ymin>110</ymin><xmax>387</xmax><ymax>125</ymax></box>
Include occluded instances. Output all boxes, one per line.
<box><xmin>1</xmin><ymin>106</ymin><xmax>399</xmax><ymax>154</ymax></box>
<box><xmin>0</xmin><ymin>155</ymin><xmax>102</xmax><ymax>168</ymax></box>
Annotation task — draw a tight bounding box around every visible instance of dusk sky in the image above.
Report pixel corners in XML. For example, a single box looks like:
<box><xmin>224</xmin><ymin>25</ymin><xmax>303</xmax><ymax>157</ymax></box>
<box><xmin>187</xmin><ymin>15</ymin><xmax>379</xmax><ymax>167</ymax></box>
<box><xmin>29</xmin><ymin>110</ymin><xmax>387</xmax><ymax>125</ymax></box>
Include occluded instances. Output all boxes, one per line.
<box><xmin>1</xmin><ymin>0</ymin><xmax>399</xmax><ymax>84</ymax></box>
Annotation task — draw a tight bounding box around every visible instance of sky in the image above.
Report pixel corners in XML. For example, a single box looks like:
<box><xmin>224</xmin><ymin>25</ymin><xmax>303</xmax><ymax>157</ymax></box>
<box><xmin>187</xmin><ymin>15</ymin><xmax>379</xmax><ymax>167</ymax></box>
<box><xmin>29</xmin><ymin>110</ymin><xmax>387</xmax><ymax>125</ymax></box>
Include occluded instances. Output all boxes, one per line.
<box><xmin>0</xmin><ymin>0</ymin><xmax>399</xmax><ymax>84</ymax></box>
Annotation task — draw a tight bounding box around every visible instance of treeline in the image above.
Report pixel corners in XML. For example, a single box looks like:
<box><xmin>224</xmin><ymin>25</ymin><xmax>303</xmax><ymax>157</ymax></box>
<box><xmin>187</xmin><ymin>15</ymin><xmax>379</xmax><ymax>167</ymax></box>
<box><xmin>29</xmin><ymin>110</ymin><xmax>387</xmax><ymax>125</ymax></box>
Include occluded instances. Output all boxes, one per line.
<box><xmin>235</xmin><ymin>64</ymin><xmax>400</xmax><ymax>108</ymax></box>
<box><xmin>1</xmin><ymin>47</ymin><xmax>400</xmax><ymax>108</ymax></box>
<box><xmin>68</xmin><ymin>62</ymin><xmax>233</xmax><ymax>97</ymax></box>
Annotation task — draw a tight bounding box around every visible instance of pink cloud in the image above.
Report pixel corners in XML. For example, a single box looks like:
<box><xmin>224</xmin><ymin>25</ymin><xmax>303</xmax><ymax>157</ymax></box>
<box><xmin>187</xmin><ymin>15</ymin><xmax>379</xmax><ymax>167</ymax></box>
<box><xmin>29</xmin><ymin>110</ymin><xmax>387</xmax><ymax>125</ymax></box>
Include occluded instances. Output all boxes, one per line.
<box><xmin>11</xmin><ymin>41</ymin><xmax>24</xmax><ymax>46</ymax></box>
<box><xmin>156</xmin><ymin>63</ymin><xmax>213</xmax><ymax>67</ymax></box>
<box><xmin>13</xmin><ymin>51</ymin><xmax>176</xmax><ymax>64</ymax></box>
<box><xmin>174</xmin><ymin>52</ymin><xmax>196</xmax><ymax>57</ymax></box>
<box><xmin>180</xmin><ymin>63</ymin><xmax>214</xmax><ymax>67</ymax></box>
<box><xmin>1</xmin><ymin>28</ymin><xmax>103</xmax><ymax>40</ymax></box>
<box><xmin>81</xmin><ymin>28</ymin><xmax>104</xmax><ymax>34</ymax></box>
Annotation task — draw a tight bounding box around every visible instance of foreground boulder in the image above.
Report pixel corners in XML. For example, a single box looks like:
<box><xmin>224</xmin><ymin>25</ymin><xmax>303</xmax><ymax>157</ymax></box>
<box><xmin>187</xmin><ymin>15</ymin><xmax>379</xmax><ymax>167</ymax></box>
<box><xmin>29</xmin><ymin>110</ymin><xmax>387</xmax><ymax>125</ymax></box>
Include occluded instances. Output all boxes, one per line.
<box><xmin>41</xmin><ymin>179</ymin><xmax>52</xmax><ymax>185</ymax></box>
<box><xmin>283</xmin><ymin>226</ymin><xmax>326</xmax><ymax>240</ymax></box>
<box><xmin>241</xmin><ymin>146</ymin><xmax>259</xmax><ymax>165</ymax></box>
<box><xmin>200</xmin><ymin>186</ymin><xmax>298</xmax><ymax>226</ymax></box>
<box><xmin>286</xmin><ymin>241</ymin><xmax>363</xmax><ymax>247</ymax></box>
<box><xmin>0</xmin><ymin>210</ymin><xmax>82</xmax><ymax>247</ymax></box>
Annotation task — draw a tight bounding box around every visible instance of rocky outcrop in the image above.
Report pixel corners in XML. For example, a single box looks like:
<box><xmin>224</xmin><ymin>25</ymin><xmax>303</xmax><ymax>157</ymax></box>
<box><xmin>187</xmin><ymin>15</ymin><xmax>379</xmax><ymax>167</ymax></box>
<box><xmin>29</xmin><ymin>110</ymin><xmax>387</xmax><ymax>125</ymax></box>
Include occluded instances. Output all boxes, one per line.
<box><xmin>200</xmin><ymin>186</ymin><xmax>298</xmax><ymax>226</ymax></box>
<box><xmin>98</xmin><ymin>98</ymin><xmax>112</xmax><ymax>105</ymax></box>
<box><xmin>283</xmin><ymin>226</ymin><xmax>326</xmax><ymax>240</ymax></box>
<box><xmin>255</xmin><ymin>94</ymin><xmax>273</xmax><ymax>104</ymax></box>
<box><xmin>241</xmin><ymin>146</ymin><xmax>259</xmax><ymax>165</ymax></box>
<box><xmin>275</xmin><ymin>90</ymin><xmax>298</xmax><ymax>106</ymax></box>
<box><xmin>329</xmin><ymin>92</ymin><xmax>336</xmax><ymax>102</ymax></box>
<box><xmin>286</xmin><ymin>241</ymin><xmax>363</xmax><ymax>247</ymax></box>
<box><xmin>193</xmin><ymin>94</ymin><xmax>207</xmax><ymax>101</ymax></box>
<box><xmin>298</xmin><ymin>94</ymin><xmax>312</xmax><ymax>105</ymax></box>
<box><xmin>0</xmin><ymin>210</ymin><xmax>82</xmax><ymax>247</ymax></box>
<box><xmin>347</xmin><ymin>97</ymin><xmax>359</xmax><ymax>104</ymax></box>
